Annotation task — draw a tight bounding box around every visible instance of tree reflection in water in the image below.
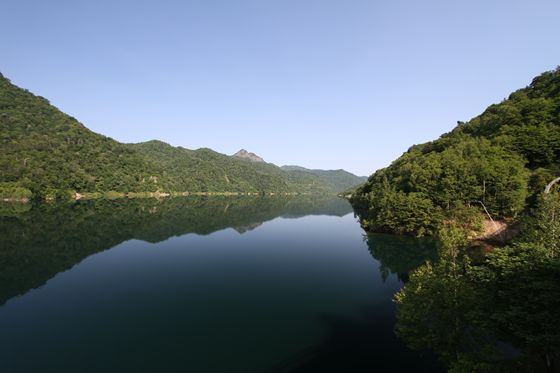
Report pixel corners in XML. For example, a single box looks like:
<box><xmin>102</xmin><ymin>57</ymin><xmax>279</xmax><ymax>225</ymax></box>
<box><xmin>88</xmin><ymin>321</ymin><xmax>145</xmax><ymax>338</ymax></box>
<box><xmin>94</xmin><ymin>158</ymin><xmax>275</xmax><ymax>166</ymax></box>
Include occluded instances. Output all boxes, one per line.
<box><xmin>0</xmin><ymin>195</ymin><xmax>352</xmax><ymax>305</ymax></box>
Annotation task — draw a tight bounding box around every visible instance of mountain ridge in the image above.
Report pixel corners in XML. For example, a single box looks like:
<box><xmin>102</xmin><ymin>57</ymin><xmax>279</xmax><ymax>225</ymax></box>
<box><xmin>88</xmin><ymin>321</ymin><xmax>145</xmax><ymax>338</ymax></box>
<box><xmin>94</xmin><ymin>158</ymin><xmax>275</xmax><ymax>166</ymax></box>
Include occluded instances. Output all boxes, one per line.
<box><xmin>0</xmin><ymin>74</ymin><xmax>364</xmax><ymax>199</ymax></box>
<box><xmin>281</xmin><ymin>165</ymin><xmax>368</xmax><ymax>192</ymax></box>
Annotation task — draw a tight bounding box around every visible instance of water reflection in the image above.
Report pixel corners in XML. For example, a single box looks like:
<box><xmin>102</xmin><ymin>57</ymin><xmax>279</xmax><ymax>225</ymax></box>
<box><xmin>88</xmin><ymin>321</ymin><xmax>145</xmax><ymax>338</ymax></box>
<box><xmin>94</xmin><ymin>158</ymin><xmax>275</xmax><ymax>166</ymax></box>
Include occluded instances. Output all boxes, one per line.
<box><xmin>393</xmin><ymin>245</ymin><xmax>560</xmax><ymax>372</ymax></box>
<box><xmin>0</xmin><ymin>195</ymin><xmax>352</xmax><ymax>305</ymax></box>
<box><xmin>365</xmin><ymin>233</ymin><xmax>439</xmax><ymax>282</ymax></box>
<box><xmin>0</xmin><ymin>195</ymin><xmax>446</xmax><ymax>372</ymax></box>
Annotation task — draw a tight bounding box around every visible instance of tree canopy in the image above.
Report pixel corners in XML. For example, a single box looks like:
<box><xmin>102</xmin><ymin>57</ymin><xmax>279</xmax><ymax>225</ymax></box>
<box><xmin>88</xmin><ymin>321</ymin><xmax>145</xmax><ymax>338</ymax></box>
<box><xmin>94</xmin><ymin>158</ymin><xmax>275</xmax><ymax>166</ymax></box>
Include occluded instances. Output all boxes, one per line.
<box><xmin>395</xmin><ymin>192</ymin><xmax>560</xmax><ymax>372</ymax></box>
<box><xmin>0</xmin><ymin>74</ymin><xmax>364</xmax><ymax>199</ymax></box>
<box><xmin>352</xmin><ymin>67</ymin><xmax>560</xmax><ymax>236</ymax></box>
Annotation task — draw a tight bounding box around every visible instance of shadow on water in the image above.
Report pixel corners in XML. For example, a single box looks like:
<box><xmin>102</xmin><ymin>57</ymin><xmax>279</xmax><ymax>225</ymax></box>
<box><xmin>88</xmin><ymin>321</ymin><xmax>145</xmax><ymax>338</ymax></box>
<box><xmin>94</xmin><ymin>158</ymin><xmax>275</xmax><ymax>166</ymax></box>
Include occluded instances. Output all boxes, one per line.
<box><xmin>365</xmin><ymin>233</ymin><xmax>440</xmax><ymax>282</ymax></box>
<box><xmin>0</xmin><ymin>195</ymin><xmax>352</xmax><ymax>305</ymax></box>
<box><xmin>265</xmin><ymin>306</ymin><xmax>443</xmax><ymax>373</ymax></box>
<box><xmin>0</xmin><ymin>195</ymin><xmax>454</xmax><ymax>372</ymax></box>
<box><xmin>264</xmin><ymin>234</ymin><xmax>444</xmax><ymax>373</ymax></box>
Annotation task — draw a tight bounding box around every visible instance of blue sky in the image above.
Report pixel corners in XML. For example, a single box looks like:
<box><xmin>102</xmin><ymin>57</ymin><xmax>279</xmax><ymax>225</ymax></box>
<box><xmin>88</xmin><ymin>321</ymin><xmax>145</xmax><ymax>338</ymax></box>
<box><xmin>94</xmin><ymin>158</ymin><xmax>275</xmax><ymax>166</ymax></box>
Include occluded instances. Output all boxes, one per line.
<box><xmin>1</xmin><ymin>0</ymin><xmax>559</xmax><ymax>175</ymax></box>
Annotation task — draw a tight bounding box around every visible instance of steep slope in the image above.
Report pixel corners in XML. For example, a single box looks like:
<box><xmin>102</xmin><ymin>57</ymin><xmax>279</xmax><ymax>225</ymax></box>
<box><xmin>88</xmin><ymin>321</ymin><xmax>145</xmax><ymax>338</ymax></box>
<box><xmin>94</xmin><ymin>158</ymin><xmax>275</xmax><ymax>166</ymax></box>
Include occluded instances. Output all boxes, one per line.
<box><xmin>0</xmin><ymin>73</ymin><xmax>166</xmax><ymax>199</ymax></box>
<box><xmin>352</xmin><ymin>67</ymin><xmax>560</xmax><ymax>236</ymax></box>
<box><xmin>281</xmin><ymin>165</ymin><xmax>367</xmax><ymax>192</ymax></box>
<box><xmin>1</xmin><ymin>73</ymin><xmax>362</xmax><ymax>198</ymax></box>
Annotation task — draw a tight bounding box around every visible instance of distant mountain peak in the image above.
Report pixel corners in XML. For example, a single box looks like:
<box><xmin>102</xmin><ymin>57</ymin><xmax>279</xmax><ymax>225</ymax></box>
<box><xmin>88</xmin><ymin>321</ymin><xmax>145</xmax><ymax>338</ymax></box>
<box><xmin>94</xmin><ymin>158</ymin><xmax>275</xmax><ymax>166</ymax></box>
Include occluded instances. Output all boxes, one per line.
<box><xmin>232</xmin><ymin>149</ymin><xmax>265</xmax><ymax>163</ymax></box>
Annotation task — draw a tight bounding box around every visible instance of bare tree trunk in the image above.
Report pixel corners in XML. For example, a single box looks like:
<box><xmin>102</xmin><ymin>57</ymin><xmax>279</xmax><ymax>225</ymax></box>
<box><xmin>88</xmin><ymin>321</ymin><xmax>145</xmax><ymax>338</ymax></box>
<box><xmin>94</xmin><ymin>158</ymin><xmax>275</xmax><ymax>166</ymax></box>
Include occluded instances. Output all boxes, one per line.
<box><xmin>544</xmin><ymin>177</ymin><xmax>560</xmax><ymax>194</ymax></box>
<box><xmin>478</xmin><ymin>200</ymin><xmax>504</xmax><ymax>243</ymax></box>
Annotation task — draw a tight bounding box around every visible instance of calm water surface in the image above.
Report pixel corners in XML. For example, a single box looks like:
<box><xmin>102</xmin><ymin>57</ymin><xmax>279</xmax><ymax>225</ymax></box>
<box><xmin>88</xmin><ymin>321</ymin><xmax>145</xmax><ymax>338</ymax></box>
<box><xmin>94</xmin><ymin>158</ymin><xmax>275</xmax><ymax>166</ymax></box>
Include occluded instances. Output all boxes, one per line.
<box><xmin>0</xmin><ymin>196</ymin><xmax>442</xmax><ymax>372</ymax></box>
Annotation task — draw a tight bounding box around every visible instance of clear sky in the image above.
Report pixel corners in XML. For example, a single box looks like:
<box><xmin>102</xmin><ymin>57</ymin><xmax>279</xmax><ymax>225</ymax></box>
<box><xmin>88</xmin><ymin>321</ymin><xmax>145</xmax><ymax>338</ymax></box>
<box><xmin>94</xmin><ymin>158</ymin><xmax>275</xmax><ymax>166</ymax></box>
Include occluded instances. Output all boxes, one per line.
<box><xmin>1</xmin><ymin>0</ymin><xmax>559</xmax><ymax>176</ymax></box>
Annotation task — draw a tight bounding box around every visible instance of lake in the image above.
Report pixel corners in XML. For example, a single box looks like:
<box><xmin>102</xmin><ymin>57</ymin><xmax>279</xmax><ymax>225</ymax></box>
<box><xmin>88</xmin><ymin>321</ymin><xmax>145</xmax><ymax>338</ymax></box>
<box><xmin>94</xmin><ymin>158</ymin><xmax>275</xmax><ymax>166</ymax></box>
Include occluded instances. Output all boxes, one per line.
<box><xmin>0</xmin><ymin>196</ymin><xmax>442</xmax><ymax>372</ymax></box>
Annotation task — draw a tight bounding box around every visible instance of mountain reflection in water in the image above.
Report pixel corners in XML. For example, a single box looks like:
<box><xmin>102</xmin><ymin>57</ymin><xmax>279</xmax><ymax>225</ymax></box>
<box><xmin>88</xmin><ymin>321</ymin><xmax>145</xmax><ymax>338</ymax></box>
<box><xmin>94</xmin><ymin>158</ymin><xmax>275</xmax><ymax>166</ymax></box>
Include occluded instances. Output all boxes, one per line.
<box><xmin>0</xmin><ymin>195</ymin><xmax>442</xmax><ymax>373</ymax></box>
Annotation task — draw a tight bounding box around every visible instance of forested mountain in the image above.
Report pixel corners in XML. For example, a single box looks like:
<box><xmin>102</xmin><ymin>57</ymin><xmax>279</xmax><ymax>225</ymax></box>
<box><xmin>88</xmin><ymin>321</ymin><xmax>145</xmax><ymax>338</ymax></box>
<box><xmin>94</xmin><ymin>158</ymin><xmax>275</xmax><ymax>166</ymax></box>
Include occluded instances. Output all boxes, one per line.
<box><xmin>0</xmin><ymin>73</ymin><xmax>363</xmax><ymax>199</ymax></box>
<box><xmin>0</xmin><ymin>73</ymin><xmax>167</xmax><ymax>199</ymax></box>
<box><xmin>127</xmin><ymin>141</ymin><xmax>331</xmax><ymax>193</ymax></box>
<box><xmin>352</xmin><ymin>67</ymin><xmax>560</xmax><ymax>236</ymax></box>
<box><xmin>128</xmin><ymin>141</ymin><xmax>290</xmax><ymax>193</ymax></box>
<box><xmin>281</xmin><ymin>165</ymin><xmax>367</xmax><ymax>192</ymax></box>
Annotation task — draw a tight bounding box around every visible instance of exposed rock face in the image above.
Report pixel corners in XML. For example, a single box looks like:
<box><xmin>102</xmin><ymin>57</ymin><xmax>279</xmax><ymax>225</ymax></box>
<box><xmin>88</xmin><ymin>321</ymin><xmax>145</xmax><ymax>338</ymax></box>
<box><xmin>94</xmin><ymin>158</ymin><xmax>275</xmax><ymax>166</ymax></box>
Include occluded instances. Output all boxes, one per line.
<box><xmin>232</xmin><ymin>149</ymin><xmax>265</xmax><ymax>163</ymax></box>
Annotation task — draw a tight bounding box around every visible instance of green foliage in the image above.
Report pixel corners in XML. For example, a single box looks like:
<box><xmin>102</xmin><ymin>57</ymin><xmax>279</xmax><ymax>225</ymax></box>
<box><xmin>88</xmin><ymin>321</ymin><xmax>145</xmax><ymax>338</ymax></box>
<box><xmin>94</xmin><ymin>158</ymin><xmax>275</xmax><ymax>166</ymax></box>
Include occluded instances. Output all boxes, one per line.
<box><xmin>128</xmin><ymin>140</ymin><xmax>336</xmax><ymax>194</ymax></box>
<box><xmin>0</xmin><ymin>75</ymin><xmax>361</xmax><ymax>198</ymax></box>
<box><xmin>353</xmin><ymin>68</ymin><xmax>560</xmax><ymax>236</ymax></box>
<box><xmin>0</xmin><ymin>201</ymin><xmax>31</xmax><ymax>215</ymax></box>
<box><xmin>0</xmin><ymin>182</ymin><xmax>32</xmax><ymax>200</ymax></box>
<box><xmin>0</xmin><ymin>75</ymin><xmax>165</xmax><ymax>198</ymax></box>
<box><xmin>395</xmin><ymin>261</ymin><xmax>489</xmax><ymax>369</ymax></box>
<box><xmin>280</xmin><ymin>165</ymin><xmax>367</xmax><ymax>192</ymax></box>
<box><xmin>395</xmin><ymin>195</ymin><xmax>560</xmax><ymax>371</ymax></box>
<box><xmin>360</xmin><ymin>182</ymin><xmax>443</xmax><ymax>236</ymax></box>
<box><xmin>458</xmin><ymin>68</ymin><xmax>560</xmax><ymax>169</ymax></box>
<box><xmin>445</xmin><ymin>202</ymin><xmax>485</xmax><ymax>236</ymax></box>
<box><xmin>396</xmin><ymin>247</ymin><xmax>560</xmax><ymax>371</ymax></box>
<box><xmin>517</xmin><ymin>192</ymin><xmax>560</xmax><ymax>258</ymax></box>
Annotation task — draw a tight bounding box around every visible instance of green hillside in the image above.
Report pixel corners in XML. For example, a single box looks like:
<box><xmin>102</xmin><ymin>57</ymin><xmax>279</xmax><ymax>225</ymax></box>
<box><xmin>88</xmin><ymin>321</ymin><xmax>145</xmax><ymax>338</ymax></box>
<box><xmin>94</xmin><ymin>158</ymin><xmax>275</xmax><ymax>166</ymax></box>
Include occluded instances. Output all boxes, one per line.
<box><xmin>0</xmin><ymin>73</ymin><xmax>360</xmax><ymax>199</ymax></box>
<box><xmin>281</xmin><ymin>165</ymin><xmax>367</xmax><ymax>192</ymax></box>
<box><xmin>351</xmin><ymin>67</ymin><xmax>560</xmax><ymax>236</ymax></box>
<box><xmin>128</xmin><ymin>140</ymin><xmax>329</xmax><ymax>193</ymax></box>
<box><xmin>0</xmin><ymin>73</ymin><xmax>168</xmax><ymax>199</ymax></box>
<box><xmin>128</xmin><ymin>140</ymin><xmax>285</xmax><ymax>192</ymax></box>
<box><xmin>127</xmin><ymin>140</ymin><xmax>366</xmax><ymax>193</ymax></box>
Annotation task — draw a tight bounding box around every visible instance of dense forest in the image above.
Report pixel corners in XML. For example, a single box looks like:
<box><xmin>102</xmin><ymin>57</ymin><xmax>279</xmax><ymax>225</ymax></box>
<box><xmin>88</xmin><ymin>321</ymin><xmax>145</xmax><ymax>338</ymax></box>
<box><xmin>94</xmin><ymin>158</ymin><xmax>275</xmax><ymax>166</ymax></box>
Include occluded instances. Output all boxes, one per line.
<box><xmin>128</xmin><ymin>141</ymin><xmax>366</xmax><ymax>194</ymax></box>
<box><xmin>0</xmin><ymin>73</ymin><xmax>365</xmax><ymax>200</ymax></box>
<box><xmin>3</xmin><ymin>65</ymin><xmax>558</xmax><ymax>371</ymax></box>
<box><xmin>281</xmin><ymin>165</ymin><xmax>367</xmax><ymax>193</ymax></box>
<box><xmin>349</xmin><ymin>67</ymin><xmax>560</xmax><ymax>371</ymax></box>
<box><xmin>348</xmin><ymin>67</ymin><xmax>560</xmax><ymax>371</ymax></box>
<box><xmin>351</xmin><ymin>67</ymin><xmax>560</xmax><ymax>237</ymax></box>
<box><xmin>394</xmin><ymin>189</ymin><xmax>560</xmax><ymax>372</ymax></box>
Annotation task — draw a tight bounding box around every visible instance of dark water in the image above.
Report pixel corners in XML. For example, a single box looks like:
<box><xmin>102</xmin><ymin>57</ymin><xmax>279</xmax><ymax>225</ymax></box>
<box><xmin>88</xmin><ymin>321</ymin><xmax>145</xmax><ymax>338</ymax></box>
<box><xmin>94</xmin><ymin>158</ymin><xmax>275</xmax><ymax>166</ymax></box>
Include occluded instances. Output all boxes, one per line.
<box><xmin>0</xmin><ymin>196</ymin><xmax>442</xmax><ymax>372</ymax></box>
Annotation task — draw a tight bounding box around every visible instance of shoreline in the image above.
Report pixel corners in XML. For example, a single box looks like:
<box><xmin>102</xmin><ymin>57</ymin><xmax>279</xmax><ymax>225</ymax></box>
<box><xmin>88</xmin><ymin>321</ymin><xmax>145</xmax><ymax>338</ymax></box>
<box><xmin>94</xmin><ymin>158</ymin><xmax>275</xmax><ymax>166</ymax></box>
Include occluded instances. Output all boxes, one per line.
<box><xmin>1</xmin><ymin>191</ymin><xmax>332</xmax><ymax>203</ymax></box>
